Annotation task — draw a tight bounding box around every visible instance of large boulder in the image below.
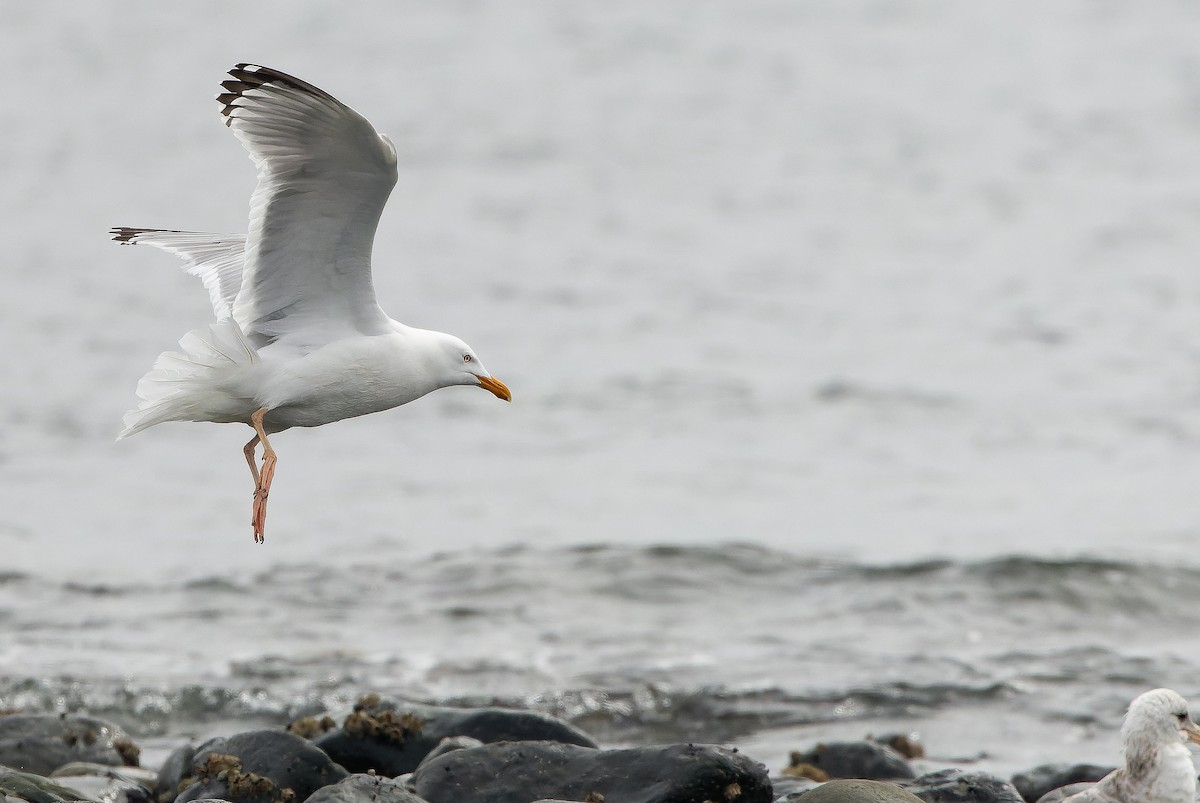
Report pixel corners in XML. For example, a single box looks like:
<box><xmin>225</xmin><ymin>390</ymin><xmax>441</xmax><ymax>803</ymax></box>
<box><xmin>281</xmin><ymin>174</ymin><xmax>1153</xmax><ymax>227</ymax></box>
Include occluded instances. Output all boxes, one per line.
<box><xmin>409</xmin><ymin>741</ymin><xmax>771</xmax><ymax>803</ymax></box>
<box><xmin>797</xmin><ymin>779</ymin><xmax>925</xmax><ymax>802</ymax></box>
<box><xmin>0</xmin><ymin>715</ymin><xmax>140</xmax><ymax>775</ymax></box>
<box><xmin>311</xmin><ymin>697</ymin><xmax>596</xmax><ymax>776</ymax></box>
<box><xmin>902</xmin><ymin>770</ymin><xmax>1023</xmax><ymax>803</ymax></box>
<box><xmin>174</xmin><ymin>730</ymin><xmax>347</xmax><ymax>803</ymax></box>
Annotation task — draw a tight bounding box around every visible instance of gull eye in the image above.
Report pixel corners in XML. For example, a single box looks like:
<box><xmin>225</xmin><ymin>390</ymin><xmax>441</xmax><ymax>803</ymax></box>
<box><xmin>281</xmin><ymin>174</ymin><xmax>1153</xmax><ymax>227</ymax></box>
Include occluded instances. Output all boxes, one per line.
<box><xmin>463</xmin><ymin>354</ymin><xmax>473</xmax><ymax>363</ymax></box>
<box><xmin>1177</xmin><ymin>712</ymin><xmax>1188</xmax><ymax>722</ymax></box>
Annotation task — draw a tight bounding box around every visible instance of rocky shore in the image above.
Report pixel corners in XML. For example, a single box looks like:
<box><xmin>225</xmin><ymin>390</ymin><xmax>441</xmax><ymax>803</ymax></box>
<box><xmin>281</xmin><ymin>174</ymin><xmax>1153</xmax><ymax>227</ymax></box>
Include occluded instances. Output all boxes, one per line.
<box><xmin>0</xmin><ymin>695</ymin><xmax>1126</xmax><ymax>803</ymax></box>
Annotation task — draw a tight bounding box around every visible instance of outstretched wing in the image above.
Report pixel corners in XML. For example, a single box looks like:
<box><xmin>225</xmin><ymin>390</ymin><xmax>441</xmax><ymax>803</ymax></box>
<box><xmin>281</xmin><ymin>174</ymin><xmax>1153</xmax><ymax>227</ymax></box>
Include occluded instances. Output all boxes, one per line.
<box><xmin>111</xmin><ymin>228</ymin><xmax>245</xmax><ymax>320</ymax></box>
<box><xmin>218</xmin><ymin>63</ymin><xmax>398</xmax><ymax>347</ymax></box>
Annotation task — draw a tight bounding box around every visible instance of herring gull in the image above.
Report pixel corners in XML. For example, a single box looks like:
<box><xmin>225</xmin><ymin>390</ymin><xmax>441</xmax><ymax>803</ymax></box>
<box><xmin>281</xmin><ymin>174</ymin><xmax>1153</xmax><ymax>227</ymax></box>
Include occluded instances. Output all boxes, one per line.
<box><xmin>1055</xmin><ymin>688</ymin><xmax>1200</xmax><ymax>803</ymax></box>
<box><xmin>113</xmin><ymin>64</ymin><xmax>511</xmax><ymax>542</ymax></box>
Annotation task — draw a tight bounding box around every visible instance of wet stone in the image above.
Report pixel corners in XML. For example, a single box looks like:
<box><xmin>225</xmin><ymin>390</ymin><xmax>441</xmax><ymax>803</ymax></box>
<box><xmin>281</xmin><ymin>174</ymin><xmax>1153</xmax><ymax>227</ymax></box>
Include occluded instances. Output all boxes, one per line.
<box><xmin>0</xmin><ymin>768</ymin><xmax>88</xmax><ymax>803</ymax></box>
<box><xmin>901</xmin><ymin>769</ymin><xmax>1024</xmax><ymax>803</ymax></box>
<box><xmin>313</xmin><ymin>697</ymin><xmax>597</xmax><ymax>776</ymax></box>
<box><xmin>174</xmin><ymin>731</ymin><xmax>348</xmax><ymax>803</ymax></box>
<box><xmin>154</xmin><ymin>746</ymin><xmax>196</xmax><ymax>803</ymax></box>
<box><xmin>787</xmin><ymin>742</ymin><xmax>915</xmax><ymax>782</ymax></box>
<box><xmin>303</xmin><ymin>774</ymin><xmax>427</xmax><ymax>803</ymax></box>
<box><xmin>0</xmin><ymin>715</ymin><xmax>141</xmax><ymax>776</ymax></box>
<box><xmin>409</xmin><ymin>740</ymin><xmax>772</xmax><ymax>803</ymax></box>
<box><xmin>1009</xmin><ymin>764</ymin><xmax>1113</xmax><ymax>803</ymax></box>
<box><xmin>411</xmin><ymin>738</ymin><xmax>482</xmax><ymax>772</ymax></box>
<box><xmin>49</xmin><ymin>762</ymin><xmax>158</xmax><ymax>803</ymax></box>
<box><xmin>798</xmin><ymin>779</ymin><xmax>926</xmax><ymax>803</ymax></box>
<box><xmin>50</xmin><ymin>773</ymin><xmax>153</xmax><ymax>803</ymax></box>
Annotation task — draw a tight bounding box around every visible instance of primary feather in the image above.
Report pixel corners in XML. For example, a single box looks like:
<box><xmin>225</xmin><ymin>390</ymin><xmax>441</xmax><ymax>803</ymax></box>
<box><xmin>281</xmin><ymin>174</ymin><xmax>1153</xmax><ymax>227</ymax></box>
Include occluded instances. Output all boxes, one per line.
<box><xmin>219</xmin><ymin>63</ymin><xmax>398</xmax><ymax>349</ymax></box>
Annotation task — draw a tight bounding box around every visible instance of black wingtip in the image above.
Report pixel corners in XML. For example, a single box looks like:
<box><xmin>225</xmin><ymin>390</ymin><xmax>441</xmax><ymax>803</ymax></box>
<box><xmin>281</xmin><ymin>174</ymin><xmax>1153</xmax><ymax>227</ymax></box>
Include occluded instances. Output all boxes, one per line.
<box><xmin>110</xmin><ymin>226</ymin><xmax>179</xmax><ymax>244</ymax></box>
<box><xmin>111</xmin><ymin>226</ymin><xmax>140</xmax><ymax>244</ymax></box>
<box><xmin>217</xmin><ymin>62</ymin><xmax>339</xmax><ymax>122</ymax></box>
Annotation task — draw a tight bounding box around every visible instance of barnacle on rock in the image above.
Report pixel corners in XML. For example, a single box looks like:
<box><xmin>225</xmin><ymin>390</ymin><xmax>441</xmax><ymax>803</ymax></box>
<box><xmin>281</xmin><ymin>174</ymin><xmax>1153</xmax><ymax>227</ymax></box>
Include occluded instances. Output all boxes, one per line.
<box><xmin>287</xmin><ymin>715</ymin><xmax>338</xmax><ymax>739</ymax></box>
<box><xmin>187</xmin><ymin>752</ymin><xmax>293</xmax><ymax>803</ymax></box>
<box><xmin>342</xmin><ymin>708</ymin><xmax>423</xmax><ymax>745</ymax></box>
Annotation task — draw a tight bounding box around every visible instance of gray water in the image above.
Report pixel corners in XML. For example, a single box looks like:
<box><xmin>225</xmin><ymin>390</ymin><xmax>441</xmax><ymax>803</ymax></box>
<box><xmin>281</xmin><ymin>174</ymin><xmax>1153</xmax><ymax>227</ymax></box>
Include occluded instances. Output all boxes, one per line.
<box><xmin>4</xmin><ymin>0</ymin><xmax>1200</xmax><ymax>781</ymax></box>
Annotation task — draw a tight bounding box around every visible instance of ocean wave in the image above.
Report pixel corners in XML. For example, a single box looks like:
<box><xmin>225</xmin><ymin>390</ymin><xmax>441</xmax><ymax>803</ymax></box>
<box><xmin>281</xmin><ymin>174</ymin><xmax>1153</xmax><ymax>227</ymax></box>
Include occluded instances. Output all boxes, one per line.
<box><xmin>2</xmin><ymin>544</ymin><xmax>1196</xmax><ymax>747</ymax></box>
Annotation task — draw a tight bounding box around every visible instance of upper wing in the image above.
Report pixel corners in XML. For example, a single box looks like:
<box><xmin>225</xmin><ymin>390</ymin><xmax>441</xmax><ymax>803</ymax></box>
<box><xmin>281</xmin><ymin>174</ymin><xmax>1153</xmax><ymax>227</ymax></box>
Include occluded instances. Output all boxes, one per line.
<box><xmin>218</xmin><ymin>63</ymin><xmax>398</xmax><ymax>347</ymax></box>
<box><xmin>111</xmin><ymin>228</ymin><xmax>245</xmax><ymax>320</ymax></box>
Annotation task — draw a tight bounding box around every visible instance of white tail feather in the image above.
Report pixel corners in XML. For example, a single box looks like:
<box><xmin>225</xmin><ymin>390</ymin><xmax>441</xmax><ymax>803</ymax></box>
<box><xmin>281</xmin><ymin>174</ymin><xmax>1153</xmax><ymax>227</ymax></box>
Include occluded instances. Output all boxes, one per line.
<box><xmin>118</xmin><ymin>320</ymin><xmax>259</xmax><ymax>439</ymax></box>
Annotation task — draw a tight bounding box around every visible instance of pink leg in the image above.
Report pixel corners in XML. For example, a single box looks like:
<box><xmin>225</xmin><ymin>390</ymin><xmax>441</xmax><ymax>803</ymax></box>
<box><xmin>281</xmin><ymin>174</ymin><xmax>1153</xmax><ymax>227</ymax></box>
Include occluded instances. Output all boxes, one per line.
<box><xmin>243</xmin><ymin>434</ymin><xmax>260</xmax><ymax>486</ymax></box>
<box><xmin>249</xmin><ymin>408</ymin><xmax>277</xmax><ymax>544</ymax></box>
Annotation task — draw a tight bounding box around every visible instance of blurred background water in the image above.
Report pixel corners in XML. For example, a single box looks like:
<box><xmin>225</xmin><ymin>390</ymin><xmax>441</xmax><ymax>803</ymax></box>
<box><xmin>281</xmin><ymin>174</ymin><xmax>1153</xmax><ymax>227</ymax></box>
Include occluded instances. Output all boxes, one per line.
<box><xmin>4</xmin><ymin>0</ymin><xmax>1200</xmax><ymax>779</ymax></box>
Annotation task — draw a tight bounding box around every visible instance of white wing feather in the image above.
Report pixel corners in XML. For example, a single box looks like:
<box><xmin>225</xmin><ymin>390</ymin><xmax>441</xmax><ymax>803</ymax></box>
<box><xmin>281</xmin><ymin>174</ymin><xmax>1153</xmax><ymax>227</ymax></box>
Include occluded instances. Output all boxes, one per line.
<box><xmin>110</xmin><ymin>228</ymin><xmax>245</xmax><ymax>319</ymax></box>
<box><xmin>218</xmin><ymin>63</ymin><xmax>398</xmax><ymax>348</ymax></box>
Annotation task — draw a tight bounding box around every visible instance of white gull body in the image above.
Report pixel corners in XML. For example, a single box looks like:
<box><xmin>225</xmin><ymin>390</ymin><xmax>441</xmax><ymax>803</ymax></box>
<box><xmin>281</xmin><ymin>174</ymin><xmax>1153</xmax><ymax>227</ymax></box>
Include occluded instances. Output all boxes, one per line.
<box><xmin>1058</xmin><ymin>688</ymin><xmax>1200</xmax><ymax>803</ymax></box>
<box><xmin>114</xmin><ymin>64</ymin><xmax>511</xmax><ymax>542</ymax></box>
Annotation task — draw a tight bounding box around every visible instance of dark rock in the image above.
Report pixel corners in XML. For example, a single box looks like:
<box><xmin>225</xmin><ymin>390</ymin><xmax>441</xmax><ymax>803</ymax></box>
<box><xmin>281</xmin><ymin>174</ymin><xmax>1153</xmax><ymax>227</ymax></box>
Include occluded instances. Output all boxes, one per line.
<box><xmin>1033</xmin><ymin>783</ymin><xmax>1094</xmax><ymax>803</ymax></box>
<box><xmin>303</xmin><ymin>774</ymin><xmax>428</xmax><ymax>803</ymax></box>
<box><xmin>0</xmin><ymin>715</ymin><xmax>140</xmax><ymax>775</ymax></box>
<box><xmin>410</xmin><ymin>741</ymin><xmax>771</xmax><ymax>803</ymax></box>
<box><xmin>788</xmin><ymin>742</ymin><xmax>915</xmax><ymax>781</ymax></box>
<box><xmin>901</xmin><ymin>769</ymin><xmax>1023</xmax><ymax>803</ymax></box>
<box><xmin>412</xmin><ymin>738</ymin><xmax>482</xmax><ymax>772</ymax></box>
<box><xmin>174</xmin><ymin>730</ymin><xmax>348</xmax><ymax>803</ymax></box>
<box><xmin>154</xmin><ymin>745</ymin><xmax>196</xmax><ymax>803</ymax></box>
<box><xmin>0</xmin><ymin>768</ymin><xmax>88</xmax><ymax>803</ymax></box>
<box><xmin>313</xmin><ymin>697</ymin><xmax>597</xmax><ymax>776</ymax></box>
<box><xmin>797</xmin><ymin>779</ymin><xmax>925</xmax><ymax>802</ymax></box>
<box><xmin>1010</xmin><ymin>764</ymin><xmax>1113</xmax><ymax>803</ymax></box>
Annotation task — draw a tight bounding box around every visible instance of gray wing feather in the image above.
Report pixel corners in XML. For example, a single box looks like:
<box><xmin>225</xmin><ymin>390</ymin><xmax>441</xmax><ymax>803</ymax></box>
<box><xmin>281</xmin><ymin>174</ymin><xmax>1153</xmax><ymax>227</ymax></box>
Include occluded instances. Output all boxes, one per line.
<box><xmin>111</xmin><ymin>227</ymin><xmax>245</xmax><ymax>320</ymax></box>
<box><xmin>218</xmin><ymin>63</ymin><xmax>398</xmax><ymax>348</ymax></box>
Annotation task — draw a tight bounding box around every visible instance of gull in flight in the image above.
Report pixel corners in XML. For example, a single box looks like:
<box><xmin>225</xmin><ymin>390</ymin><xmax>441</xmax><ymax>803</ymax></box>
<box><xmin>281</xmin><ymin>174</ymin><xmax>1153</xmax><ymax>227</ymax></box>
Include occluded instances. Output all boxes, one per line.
<box><xmin>1050</xmin><ymin>688</ymin><xmax>1200</xmax><ymax>803</ymax></box>
<box><xmin>113</xmin><ymin>63</ymin><xmax>511</xmax><ymax>543</ymax></box>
